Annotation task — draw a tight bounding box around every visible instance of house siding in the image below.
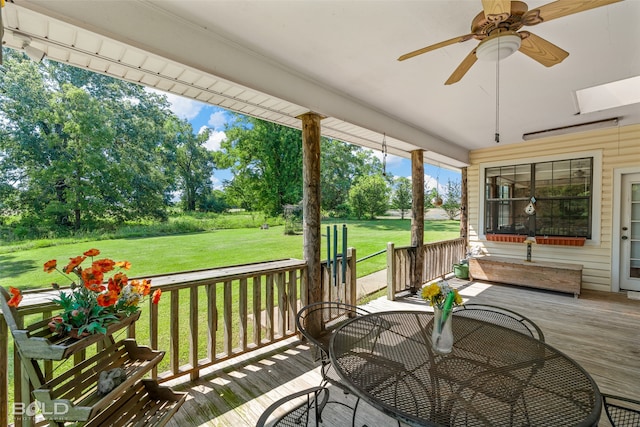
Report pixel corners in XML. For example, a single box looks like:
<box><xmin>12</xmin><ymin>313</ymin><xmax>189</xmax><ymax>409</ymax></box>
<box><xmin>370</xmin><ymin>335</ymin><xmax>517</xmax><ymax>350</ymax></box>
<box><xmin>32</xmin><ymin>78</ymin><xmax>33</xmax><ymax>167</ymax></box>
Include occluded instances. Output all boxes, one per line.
<box><xmin>467</xmin><ymin>123</ymin><xmax>640</xmax><ymax>293</ymax></box>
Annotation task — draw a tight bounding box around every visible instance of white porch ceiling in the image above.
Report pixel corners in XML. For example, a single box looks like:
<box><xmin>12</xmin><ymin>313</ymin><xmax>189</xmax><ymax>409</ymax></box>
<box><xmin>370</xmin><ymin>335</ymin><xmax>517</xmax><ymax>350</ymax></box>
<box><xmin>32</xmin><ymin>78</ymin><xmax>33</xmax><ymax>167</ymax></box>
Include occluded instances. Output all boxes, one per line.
<box><xmin>3</xmin><ymin>0</ymin><xmax>639</xmax><ymax>170</ymax></box>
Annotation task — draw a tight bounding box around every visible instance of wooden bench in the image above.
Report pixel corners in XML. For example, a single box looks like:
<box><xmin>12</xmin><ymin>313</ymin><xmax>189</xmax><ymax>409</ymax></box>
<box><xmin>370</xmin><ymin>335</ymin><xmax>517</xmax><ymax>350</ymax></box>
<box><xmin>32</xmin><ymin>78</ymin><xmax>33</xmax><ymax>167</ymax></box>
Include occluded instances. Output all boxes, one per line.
<box><xmin>469</xmin><ymin>256</ymin><xmax>582</xmax><ymax>298</ymax></box>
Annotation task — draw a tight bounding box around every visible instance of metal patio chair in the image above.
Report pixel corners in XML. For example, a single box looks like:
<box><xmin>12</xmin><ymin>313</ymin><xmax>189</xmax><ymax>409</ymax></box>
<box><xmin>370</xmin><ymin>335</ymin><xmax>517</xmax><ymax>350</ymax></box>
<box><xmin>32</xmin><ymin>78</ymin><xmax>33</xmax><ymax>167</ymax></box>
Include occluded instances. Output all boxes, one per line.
<box><xmin>256</xmin><ymin>386</ymin><xmax>329</xmax><ymax>427</ymax></box>
<box><xmin>454</xmin><ymin>303</ymin><xmax>545</xmax><ymax>341</ymax></box>
<box><xmin>602</xmin><ymin>394</ymin><xmax>640</xmax><ymax>427</ymax></box>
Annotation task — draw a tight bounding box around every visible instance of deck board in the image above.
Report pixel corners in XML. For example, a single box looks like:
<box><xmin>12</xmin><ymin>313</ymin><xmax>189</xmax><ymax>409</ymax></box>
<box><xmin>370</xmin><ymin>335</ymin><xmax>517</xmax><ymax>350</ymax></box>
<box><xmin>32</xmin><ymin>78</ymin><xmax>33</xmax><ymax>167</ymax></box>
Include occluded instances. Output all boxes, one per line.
<box><xmin>166</xmin><ymin>279</ymin><xmax>640</xmax><ymax>426</ymax></box>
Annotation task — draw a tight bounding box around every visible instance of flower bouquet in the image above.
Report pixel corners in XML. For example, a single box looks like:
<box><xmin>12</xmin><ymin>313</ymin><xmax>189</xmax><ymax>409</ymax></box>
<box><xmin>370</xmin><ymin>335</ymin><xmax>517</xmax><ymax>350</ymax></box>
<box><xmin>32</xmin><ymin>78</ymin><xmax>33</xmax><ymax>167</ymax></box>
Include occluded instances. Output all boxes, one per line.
<box><xmin>10</xmin><ymin>248</ymin><xmax>161</xmax><ymax>336</ymax></box>
<box><xmin>421</xmin><ymin>280</ymin><xmax>462</xmax><ymax>354</ymax></box>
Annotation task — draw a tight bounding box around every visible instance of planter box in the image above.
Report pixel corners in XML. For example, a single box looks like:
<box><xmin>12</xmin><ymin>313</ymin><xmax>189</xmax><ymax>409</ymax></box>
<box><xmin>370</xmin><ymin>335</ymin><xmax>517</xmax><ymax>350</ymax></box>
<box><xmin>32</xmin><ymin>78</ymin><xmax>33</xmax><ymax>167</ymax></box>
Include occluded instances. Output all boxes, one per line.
<box><xmin>535</xmin><ymin>237</ymin><xmax>586</xmax><ymax>246</ymax></box>
<box><xmin>469</xmin><ymin>256</ymin><xmax>582</xmax><ymax>297</ymax></box>
<box><xmin>11</xmin><ymin>311</ymin><xmax>140</xmax><ymax>361</ymax></box>
<box><xmin>486</xmin><ymin>234</ymin><xmax>586</xmax><ymax>246</ymax></box>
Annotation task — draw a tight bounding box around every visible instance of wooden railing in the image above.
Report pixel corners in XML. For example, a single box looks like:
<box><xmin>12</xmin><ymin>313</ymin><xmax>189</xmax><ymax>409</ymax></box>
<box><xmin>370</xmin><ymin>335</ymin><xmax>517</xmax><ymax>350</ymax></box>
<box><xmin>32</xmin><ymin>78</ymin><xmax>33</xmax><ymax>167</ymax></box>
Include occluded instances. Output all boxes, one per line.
<box><xmin>0</xmin><ymin>250</ymin><xmax>356</xmax><ymax>427</ymax></box>
<box><xmin>386</xmin><ymin>238</ymin><xmax>466</xmax><ymax>299</ymax></box>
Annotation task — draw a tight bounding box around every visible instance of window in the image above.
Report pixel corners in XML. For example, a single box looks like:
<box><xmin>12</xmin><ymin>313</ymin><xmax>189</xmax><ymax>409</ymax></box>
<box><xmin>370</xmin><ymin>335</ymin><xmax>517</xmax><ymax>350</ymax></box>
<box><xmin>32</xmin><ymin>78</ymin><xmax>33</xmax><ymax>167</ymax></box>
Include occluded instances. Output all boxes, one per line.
<box><xmin>485</xmin><ymin>157</ymin><xmax>592</xmax><ymax>239</ymax></box>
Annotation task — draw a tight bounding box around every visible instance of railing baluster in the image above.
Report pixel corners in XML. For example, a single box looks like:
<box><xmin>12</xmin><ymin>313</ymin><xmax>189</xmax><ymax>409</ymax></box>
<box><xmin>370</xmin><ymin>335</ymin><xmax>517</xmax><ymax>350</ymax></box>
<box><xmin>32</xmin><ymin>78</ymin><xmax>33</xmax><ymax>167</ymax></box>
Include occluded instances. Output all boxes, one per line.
<box><xmin>252</xmin><ymin>276</ymin><xmax>261</xmax><ymax>346</ymax></box>
<box><xmin>150</xmin><ymin>296</ymin><xmax>159</xmax><ymax>378</ymax></box>
<box><xmin>170</xmin><ymin>290</ymin><xmax>180</xmax><ymax>375</ymax></box>
<box><xmin>239</xmin><ymin>278</ymin><xmax>248</xmax><ymax>351</ymax></box>
<box><xmin>287</xmin><ymin>271</ymin><xmax>296</xmax><ymax>334</ymax></box>
<box><xmin>189</xmin><ymin>286</ymin><xmax>199</xmax><ymax>381</ymax></box>
<box><xmin>207</xmin><ymin>283</ymin><xmax>217</xmax><ymax>362</ymax></box>
<box><xmin>223</xmin><ymin>280</ymin><xmax>232</xmax><ymax>356</ymax></box>
<box><xmin>265</xmin><ymin>274</ymin><xmax>274</xmax><ymax>341</ymax></box>
<box><xmin>276</xmin><ymin>272</ymin><xmax>286</xmax><ymax>338</ymax></box>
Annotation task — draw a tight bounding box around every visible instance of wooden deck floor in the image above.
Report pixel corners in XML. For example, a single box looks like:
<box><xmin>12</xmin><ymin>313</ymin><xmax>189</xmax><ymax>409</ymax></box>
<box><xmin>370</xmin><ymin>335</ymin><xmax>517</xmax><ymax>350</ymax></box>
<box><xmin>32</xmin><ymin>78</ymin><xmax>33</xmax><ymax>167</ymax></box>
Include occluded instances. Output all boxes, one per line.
<box><xmin>166</xmin><ymin>279</ymin><xmax>640</xmax><ymax>426</ymax></box>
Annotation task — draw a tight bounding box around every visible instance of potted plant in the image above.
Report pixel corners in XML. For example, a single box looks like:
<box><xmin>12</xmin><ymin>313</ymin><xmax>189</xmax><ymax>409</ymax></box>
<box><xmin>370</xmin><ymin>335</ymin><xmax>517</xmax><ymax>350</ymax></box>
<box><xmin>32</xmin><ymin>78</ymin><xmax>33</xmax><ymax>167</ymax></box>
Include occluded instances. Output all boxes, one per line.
<box><xmin>11</xmin><ymin>248</ymin><xmax>161</xmax><ymax>336</ymax></box>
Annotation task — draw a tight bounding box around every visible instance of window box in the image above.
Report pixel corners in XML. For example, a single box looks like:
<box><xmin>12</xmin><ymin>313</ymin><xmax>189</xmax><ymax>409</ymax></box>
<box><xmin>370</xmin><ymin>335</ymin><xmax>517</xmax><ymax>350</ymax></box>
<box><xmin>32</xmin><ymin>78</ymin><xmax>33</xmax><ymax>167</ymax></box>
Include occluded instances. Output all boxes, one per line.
<box><xmin>535</xmin><ymin>236</ymin><xmax>586</xmax><ymax>246</ymax></box>
<box><xmin>485</xmin><ymin>234</ymin><xmax>586</xmax><ymax>246</ymax></box>
<box><xmin>486</xmin><ymin>234</ymin><xmax>526</xmax><ymax>243</ymax></box>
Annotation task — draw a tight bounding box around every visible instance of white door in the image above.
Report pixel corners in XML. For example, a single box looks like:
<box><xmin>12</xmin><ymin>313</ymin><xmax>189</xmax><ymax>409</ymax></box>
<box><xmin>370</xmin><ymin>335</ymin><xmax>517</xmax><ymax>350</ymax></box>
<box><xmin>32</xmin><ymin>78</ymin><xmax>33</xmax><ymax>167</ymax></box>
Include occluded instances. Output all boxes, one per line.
<box><xmin>621</xmin><ymin>173</ymin><xmax>640</xmax><ymax>291</ymax></box>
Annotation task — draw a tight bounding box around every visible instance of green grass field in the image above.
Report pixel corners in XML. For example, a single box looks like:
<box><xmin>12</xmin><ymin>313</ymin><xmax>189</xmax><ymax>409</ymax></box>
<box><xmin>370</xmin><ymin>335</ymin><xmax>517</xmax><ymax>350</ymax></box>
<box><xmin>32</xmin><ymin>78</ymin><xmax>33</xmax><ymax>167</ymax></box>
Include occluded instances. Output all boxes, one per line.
<box><xmin>1</xmin><ymin>217</ymin><xmax>459</xmax><ymax>419</ymax></box>
<box><xmin>0</xmin><ymin>218</ymin><xmax>460</xmax><ymax>290</ymax></box>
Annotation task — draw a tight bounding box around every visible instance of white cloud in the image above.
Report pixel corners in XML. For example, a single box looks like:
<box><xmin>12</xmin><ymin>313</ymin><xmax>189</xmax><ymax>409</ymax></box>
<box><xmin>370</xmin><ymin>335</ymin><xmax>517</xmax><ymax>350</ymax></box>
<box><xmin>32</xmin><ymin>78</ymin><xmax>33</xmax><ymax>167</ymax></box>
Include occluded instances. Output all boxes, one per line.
<box><xmin>146</xmin><ymin>88</ymin><xmax>203</xmax><ymax>120</ymax></box>
<box><xmin>210</xmin><ymin>175</ymin><xmax>223</xmax><ymax>190</ymax></box>
<box><xmin>208</xmin><ymin>110</ymin><xmax>228</xmax><ymax>130</ymax></box>
<box><xmin>202</xmin><ymin>127</ymin><xmax>226</xmax><ymax>151</ymax></box>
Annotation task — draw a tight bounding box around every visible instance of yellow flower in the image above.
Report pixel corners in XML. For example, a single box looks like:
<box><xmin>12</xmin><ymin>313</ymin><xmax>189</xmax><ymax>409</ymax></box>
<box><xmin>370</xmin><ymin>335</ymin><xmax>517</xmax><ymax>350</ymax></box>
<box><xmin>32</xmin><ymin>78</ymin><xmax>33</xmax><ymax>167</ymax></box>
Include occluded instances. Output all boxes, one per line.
<box><xmin>421</xmin><ymin>282</ymin><xmax>442</xmax><ymax>306</ymax></box>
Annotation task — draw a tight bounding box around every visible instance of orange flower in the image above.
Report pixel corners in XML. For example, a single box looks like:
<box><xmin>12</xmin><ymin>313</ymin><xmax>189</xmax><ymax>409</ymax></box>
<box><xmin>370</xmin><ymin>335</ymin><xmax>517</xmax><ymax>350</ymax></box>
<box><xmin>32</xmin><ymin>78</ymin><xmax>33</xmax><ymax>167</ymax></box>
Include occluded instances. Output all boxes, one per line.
<box><xmin>44</xmin><ymin>259</ymin><xmax>57</xmax><ymax>273</ymax></box>
<box><xmin>7</xmin><ymin>287</ymin><xmax>22</xmax><ymax>307</ymax></box>
<box><xmin>152</xmin><ymin>289</ymin><xmax>162</xmax><ymax>305</ymax></box>
<box><xmin>135</xmin><ymin>279</ymin><xmax>151</xmax><ymax>297</ymax></box>
<box><xmin>83</xmin><ymin>248</ymin><xmax>100</xmax><ymax>257</ymax></box>
<box><xmin>86</xmin><ymin>282</ymin><xmax>106</xmax><ymax>293</ymax></box>
<box><xmin>81</xmin><ymin>267</ymin><xmax>104</xmax><ymax>288</ymax></box>
<box><xmin>108</xmin><ymin>272</ymin><xmax>128</xmax><ymax>292</ymax></box>
<box><xmin>115</xmin><ymin>261</ymin><xmax>131</xmax><ymax>270</ymax></box>
<box><xmin>97</xmin><ymin>290</ymin><xmax>119</xmax><ymax>307</ymax></box>
<box><xmin>92</xmin><ymin>258</ymin><xmax>116</xmax><ymax>273</ymax></box>
<box><xmin>64</xmin><ymin>256</ymin><xmax>86</xmax><ymax>274</ymax></box>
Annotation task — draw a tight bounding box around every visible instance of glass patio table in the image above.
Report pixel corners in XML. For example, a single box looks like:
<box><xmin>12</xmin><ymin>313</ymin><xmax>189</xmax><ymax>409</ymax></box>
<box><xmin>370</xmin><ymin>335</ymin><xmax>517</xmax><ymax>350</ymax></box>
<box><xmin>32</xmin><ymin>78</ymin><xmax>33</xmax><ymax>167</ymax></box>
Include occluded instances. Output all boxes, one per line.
<box><xmin>329</xmin><ymin>310</ymin><xmax>601</xmax><ymax>427</ymax></box>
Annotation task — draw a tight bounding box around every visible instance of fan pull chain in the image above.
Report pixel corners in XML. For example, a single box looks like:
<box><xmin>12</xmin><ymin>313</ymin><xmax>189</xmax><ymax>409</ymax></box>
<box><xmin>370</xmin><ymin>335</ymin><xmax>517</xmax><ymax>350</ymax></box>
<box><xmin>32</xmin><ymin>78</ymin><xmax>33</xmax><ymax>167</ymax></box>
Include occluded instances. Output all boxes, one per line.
<box><xmin>495</xmin><ymin>39</ymin><xmax>500</xmax><ymax>144</ymax></box>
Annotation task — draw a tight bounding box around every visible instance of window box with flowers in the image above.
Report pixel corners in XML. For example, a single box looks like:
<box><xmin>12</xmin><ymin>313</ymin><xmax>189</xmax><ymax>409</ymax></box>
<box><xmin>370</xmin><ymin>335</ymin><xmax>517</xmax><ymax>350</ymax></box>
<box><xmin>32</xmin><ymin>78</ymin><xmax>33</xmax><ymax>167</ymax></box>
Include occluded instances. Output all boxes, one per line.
<box><xmin>2</xmin><ymin>249</ymin><xmax>162</xmax><ymax>360</ymax></box>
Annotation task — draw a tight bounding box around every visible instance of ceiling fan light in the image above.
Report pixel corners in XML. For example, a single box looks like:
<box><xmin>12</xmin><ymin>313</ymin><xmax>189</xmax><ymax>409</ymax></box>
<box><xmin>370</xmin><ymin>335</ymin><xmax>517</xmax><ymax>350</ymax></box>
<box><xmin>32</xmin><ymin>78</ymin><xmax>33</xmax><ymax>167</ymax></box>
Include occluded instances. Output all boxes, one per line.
<box><xmin>476</xmin><ymin>34</ymin><xmax>521</xmax><ymax>61</ymax></box>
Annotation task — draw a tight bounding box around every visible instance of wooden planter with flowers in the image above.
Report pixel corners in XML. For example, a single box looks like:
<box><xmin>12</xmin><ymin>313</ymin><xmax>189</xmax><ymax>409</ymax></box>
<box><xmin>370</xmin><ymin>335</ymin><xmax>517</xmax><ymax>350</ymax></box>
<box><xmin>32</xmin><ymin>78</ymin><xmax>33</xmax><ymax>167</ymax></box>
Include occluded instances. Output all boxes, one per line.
<box><xmin>0</xmin><ymin>248</ymin><xmax>185</xmax><ymax>427</ymax></box>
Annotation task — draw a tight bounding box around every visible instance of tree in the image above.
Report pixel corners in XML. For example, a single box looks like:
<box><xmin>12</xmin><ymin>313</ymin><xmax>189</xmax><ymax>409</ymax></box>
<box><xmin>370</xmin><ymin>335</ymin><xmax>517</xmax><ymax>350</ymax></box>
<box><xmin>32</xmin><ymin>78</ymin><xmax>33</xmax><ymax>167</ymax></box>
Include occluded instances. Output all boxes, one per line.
<box><xmin>348</xmin><ymin>175</ymin><xmax>390</xmax><ymax>219</ymax></box>
<box><xmin>166</xmin><ymin>118</ymin><xmax>216</xmax><ymax>211</ymax></box>
<box><xmin>215</xmin><ymin>114</ymin><xmax>303</xmax><ymax>216</ymax></box>
<box><xmin>392</xmin><ymin>177</ymin><xmax>412</xmax><ymax>219</ymax></box>
<box><xmin>441</xmin><ymin>179</ymin><xmax>462</xmax><ymax>220</ymax></box>
<box><xmin>0</xmin><ymin>50</ymin><xmax>175</xmax><ymax>230</ymax></box>
<box><xmin>320</xmin><ymin>139</ymin><xmax>386</xmax><ymax>215</ymax></box>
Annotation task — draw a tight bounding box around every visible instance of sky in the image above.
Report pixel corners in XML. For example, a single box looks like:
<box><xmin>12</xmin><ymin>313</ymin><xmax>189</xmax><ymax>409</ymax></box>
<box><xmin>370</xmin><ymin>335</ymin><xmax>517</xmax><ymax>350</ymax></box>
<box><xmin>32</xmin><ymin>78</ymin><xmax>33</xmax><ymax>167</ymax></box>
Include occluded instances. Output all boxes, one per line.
<box><xmin>155</xmin><ymin>90</ymin><xmax>461</xmax><ymax>193</ymax></box>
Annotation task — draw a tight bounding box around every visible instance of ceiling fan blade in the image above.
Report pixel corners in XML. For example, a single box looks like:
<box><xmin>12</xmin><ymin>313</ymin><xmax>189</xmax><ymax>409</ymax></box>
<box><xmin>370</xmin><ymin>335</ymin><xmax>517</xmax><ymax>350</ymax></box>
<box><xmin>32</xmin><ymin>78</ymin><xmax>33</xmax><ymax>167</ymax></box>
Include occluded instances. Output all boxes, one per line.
<box><xmin>481</xmin><ymin>0</ymin><xmax>512</xmax><ymax>22</ymax></box>
<box><xmin>445</xmin><ymin>49</ymin><xmax>478</xmax><ymax>85</ymax></box>
<box><xmin>518</xmin><ymin>32</ymin><xmax>569</xmax><ymax>67</ymax></box>
<box><xmin>398</xmin><ymin>34</ymin><xmax>475</xmax><ymax>61</ymax></box>
<box><xmin>523</xmin><ymin>0</ymin><xmax>622</xmax><ymax>25</ymax></box>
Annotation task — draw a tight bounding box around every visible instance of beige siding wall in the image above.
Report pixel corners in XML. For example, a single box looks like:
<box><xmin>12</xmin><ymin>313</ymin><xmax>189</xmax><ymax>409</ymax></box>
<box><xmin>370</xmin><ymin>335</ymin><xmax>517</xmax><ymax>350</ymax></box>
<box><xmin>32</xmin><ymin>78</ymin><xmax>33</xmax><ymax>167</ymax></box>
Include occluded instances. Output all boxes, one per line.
<box><xmin>467</xmin><ymin>123</ymin><xmax>640</xmax><ymax>292</ymax></box>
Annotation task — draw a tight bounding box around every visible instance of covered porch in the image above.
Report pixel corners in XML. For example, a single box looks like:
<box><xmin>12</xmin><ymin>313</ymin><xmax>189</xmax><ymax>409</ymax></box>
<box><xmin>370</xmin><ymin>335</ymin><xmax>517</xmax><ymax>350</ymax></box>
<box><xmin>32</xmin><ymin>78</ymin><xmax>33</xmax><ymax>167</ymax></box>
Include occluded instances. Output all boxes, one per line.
<box><xmin>165</xmin><ymin>278</ymin><xmax>639</xmax><ymax>426</ymax></box>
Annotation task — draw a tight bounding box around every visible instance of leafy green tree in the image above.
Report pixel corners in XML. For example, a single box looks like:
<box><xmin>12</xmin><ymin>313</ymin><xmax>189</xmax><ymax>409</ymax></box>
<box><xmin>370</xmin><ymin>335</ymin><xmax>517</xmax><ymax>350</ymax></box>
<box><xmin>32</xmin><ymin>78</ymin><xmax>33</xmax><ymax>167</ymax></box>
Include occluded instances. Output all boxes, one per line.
<box><xmin>320</xmin><ymin>139</ymin><xmax>387</xmax><ymax>215</ymax></box>
<box><xmin>0</xmin><ymin>50</ymin><xmax>174</xmax><ymax>230</ymax></box>
<box><xmin>166</xmin><ymin>118</ymin><xmax>216</xmax><ymax>211</ymax></box>
<box><xmin>442</xmin><ymin>179</ymin><xmax>462</xmax><ymax>220</ymax></box>
<box><xmin>215</xmin><ymin>114</ymin><xmax>303</xmax><ymax>216</ymax></box>
<box><xmin>348</xmin><ymin>175</ymin><xmax>390</xmax><ymax>219</ymax></box>
<box><xmin>392</xmin><ymin>177</ymin><xmax>412</xmax><ymax>219</ymax></box>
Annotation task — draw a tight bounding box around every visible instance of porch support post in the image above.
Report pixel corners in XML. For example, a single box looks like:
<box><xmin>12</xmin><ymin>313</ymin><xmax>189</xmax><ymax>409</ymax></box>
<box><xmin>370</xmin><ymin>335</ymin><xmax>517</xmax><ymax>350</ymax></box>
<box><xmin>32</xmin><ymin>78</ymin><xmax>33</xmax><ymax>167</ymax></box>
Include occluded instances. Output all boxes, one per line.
<box><xmin>411</xmin><ymin>150</ymin><xmax>424</xmax><ymax>294</ymax></box>
<box><xmin>299</xmin><ymin>112</ymin><xmax>323</xmax><ymax>315</ymax></box>
<box><xmin>460</xmin><ymin>167</ymin><xmax>468</xmax><ymax>248</ymax></box>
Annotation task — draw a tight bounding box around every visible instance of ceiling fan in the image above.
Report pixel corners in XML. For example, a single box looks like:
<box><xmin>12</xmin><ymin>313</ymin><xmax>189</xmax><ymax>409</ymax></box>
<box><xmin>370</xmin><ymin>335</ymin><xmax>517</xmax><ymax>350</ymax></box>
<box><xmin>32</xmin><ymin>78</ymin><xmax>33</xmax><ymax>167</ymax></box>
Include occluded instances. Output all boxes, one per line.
<box><xmin>398</xmin><ymin>0</ymin><xmax>622</xmax><ymax>85</ymax></box>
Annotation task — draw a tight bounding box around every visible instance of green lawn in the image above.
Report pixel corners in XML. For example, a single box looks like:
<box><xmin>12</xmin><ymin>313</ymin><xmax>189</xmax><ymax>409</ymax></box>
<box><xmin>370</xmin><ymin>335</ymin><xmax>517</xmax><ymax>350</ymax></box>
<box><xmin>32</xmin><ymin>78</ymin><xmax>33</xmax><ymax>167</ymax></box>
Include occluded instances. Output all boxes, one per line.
<box><xmin>1</xmin><ymin>218</ymin><xmax>460</xmax><ymax>419</ymax></box>
<box><xmin>0</xmin><ymin>219</ymin><xmax>460</xmax><ymax>290</ymax></box>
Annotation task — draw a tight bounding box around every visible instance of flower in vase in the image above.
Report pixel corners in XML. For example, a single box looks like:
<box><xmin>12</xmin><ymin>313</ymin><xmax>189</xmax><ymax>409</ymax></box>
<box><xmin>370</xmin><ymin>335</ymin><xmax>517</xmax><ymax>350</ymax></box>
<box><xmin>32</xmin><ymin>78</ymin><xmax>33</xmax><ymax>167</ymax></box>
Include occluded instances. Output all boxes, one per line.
<box><xmin>421</xmin><ymin>280</ymin><xmax>463</xmax><ymax>309</ymax></box>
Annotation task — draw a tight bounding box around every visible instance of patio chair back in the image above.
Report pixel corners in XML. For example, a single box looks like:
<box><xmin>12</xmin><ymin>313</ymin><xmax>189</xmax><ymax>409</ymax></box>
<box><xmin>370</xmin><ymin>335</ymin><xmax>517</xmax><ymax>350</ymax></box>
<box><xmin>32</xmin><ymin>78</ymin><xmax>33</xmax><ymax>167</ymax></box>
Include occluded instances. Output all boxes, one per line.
<box><xmin>295</xmin><ymin>302</ymin><xmax>370</xmax><ymax>389</ymax></box>
<box><xmin>454</xmin><ymin>304</ymin><xmax>545</xmax><ymax>341</ymax></box>
<box><xmin>602</xmin><ymin>394</ymin><xmax>640</xmax><ymax>427</ymax></box>
<box><xmin>256</xmin><ymin>386</ymin><xmax>329</xmax><ymax>427</ymax></box>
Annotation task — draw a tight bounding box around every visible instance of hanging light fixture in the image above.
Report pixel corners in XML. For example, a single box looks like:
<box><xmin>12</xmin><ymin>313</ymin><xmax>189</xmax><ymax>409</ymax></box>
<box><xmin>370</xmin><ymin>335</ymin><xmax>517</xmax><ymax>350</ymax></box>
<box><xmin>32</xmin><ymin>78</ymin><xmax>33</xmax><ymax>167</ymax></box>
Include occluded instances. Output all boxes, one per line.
<box><xmin>476</xmin><ymin>32</ymin><xmax>522</xmax><ymax>143</ymax></box>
